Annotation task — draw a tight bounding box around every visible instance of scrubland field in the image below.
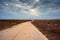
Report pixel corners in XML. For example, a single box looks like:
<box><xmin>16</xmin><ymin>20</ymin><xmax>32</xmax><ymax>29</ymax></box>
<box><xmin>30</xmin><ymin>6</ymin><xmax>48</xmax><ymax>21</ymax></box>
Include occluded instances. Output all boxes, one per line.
<box><xmin>0</xmin><ymin>20</ymin><xmax>60</xmax><ymax>40</ymax></box>
<box><xmin>32</xmin><ymin>20</ymin><xmax>60</xmax><ymax>40</ymax></box>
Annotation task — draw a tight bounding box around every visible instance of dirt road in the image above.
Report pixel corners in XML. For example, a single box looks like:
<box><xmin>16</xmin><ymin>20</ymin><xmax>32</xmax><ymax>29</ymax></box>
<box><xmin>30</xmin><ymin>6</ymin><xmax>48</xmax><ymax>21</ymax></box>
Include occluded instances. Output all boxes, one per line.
<box><xmin>0</xmin><ymin>21</ymin><xmax>48</xmax><ymax>40</ymax></box>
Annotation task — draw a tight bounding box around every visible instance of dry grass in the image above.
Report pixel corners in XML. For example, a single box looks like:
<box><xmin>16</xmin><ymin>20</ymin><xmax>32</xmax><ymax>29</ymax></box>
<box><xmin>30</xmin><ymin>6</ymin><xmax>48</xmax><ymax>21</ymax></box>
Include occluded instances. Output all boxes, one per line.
<box><xmin>0</xmin><ymin>20</ymin><xmax>60</xmax><ymax>40</ymax></box>
<box><xmin>31</xmin><ymin>20</ymin><xmax>60</xmax><ymax>40</ymax></box>
<box><xmin>0</xmin><ymin>20</ymin><xmax>31</xmax><ymax>31</ymax></box>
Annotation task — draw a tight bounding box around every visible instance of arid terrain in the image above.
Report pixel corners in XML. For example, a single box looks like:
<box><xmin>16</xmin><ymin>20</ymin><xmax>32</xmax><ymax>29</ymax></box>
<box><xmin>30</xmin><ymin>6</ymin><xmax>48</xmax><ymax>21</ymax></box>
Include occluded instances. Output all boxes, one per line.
<box><xmin>0</xmin><ymin>20</ymin><xmax>31</xmax><ymax>30</ymax></box>
<box><xmin>32</xmin><ymin>20</ymin><xmax>60</xmax><ymax>40</ymax></box>
<box><xmin>0</xmin><ymin>20</ymin><xmax>60</xmax><ymax>40</ymax></box>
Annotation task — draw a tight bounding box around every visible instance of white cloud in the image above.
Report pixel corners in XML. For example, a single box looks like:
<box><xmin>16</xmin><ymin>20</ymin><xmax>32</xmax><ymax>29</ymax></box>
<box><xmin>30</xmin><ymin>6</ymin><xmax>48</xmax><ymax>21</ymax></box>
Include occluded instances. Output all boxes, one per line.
<box><xmin>4</xmin><ymin>2</ymin><xmax>40</xmax><ymax>17</ymax></box>
<box><xmin>4</xmin><ymin>3</ymin><xmax>9</xmax><ymax>6</ymax></box>
<box><xmin>14</xmin><ymin>4</ymin><xmax>22</xmax><ymax>8</ymax></box>
<box><xmin>46</xmin><ymin>8</ymin><xmax>60</xmax><ymax>14</ymax></box>
<box><xmin>13</xmin><ymin>3</ymin><xmax>40</xmax><ymax>16</ymax></box>
<box><xmin>29</xmin><ymin>9</ymin><xmax>39</xmax><ymax>16</ymax></box>
<box><xmin>32</xmin><ymin>0</ymin><xmax>39</xmax><ymax>5</ymax></box>
<box><xmin>35</xmin><ymin>0</ymin><xmax>39</xmax><ymax>3</ymax></box>
<box><xmin>14</xmin><ymin>4</ymin><xmax>31</xmax><ymax>9</ymax></box>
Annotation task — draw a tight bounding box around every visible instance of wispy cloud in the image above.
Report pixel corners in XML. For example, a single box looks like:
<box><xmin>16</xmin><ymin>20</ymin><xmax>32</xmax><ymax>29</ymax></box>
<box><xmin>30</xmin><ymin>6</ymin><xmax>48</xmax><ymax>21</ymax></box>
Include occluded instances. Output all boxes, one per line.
<box><xmin>0</xmin><ymin>0</ymin><xmax>60</xmax><ymax>19</ymax></box>
<box><xmin>29</xmin><ymin>9</ymin><xmax>39</xmax><ymax>16</ymax></box>
<box><xmin>11</xmin><ymin>3</ymin><xmax>40</xmax><ymax>16</ymax></box>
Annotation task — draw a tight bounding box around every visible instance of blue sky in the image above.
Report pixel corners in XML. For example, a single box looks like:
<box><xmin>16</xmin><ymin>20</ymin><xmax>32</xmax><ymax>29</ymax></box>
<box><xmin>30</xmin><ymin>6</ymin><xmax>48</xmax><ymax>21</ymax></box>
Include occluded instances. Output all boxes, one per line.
<box><xmin>0</xmin><ymin>0</ymin><xmax>60</xmax><ymax>19</ymax></box>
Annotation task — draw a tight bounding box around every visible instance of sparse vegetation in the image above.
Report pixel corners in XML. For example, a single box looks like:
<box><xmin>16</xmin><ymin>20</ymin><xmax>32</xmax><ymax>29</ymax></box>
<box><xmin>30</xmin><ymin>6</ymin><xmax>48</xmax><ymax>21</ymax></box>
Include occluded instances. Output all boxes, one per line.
<box><xmin>0</xmin><ymin>20</ymin><xmax>60</xmax><ymax>40</ymax></box>
<box><xmin>0</xmin><ymin>20</ymin><xmax>31</xmax><ymax>30</ymax></box>
<box><xmin>31</xmin><ymin>20</ymin><xmax>60</xmax><ymax>40</ymax></box>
